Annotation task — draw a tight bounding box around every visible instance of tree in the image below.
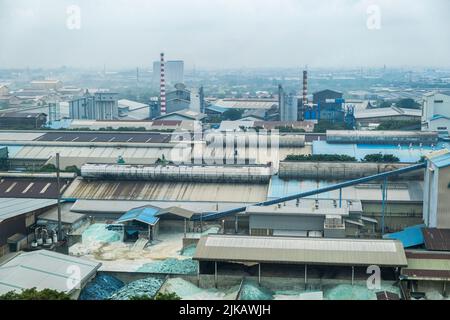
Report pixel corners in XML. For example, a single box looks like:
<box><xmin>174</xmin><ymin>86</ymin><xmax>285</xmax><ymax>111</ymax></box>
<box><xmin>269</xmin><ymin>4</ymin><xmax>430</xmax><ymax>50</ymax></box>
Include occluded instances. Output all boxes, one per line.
<box><xmin>0</xmin><ymin>288</ymin><xmax>71</xmax><ymax>300</ymax></box>
<box><xmin>129</xmin><ymin>295</ymin><xmax>153</xmax><ymax>300</ymax></box>
<box><xmin>65</xmin><ymin>165</ymin><xmax>81</xmax><ymax>175</ymax></box>
<box><xmin>313</xmin><ymin>120</ymin><xmax>348</xmax><ymax>133</ymax></box>
<box><xmin>376</xmin><ymin>120</ymin><xmax>421</xmax><ymax>131</ymax></box>
<box><xmin>154</xmin><ymin>292</ymin><xmax>181</xmax><ymax>300</ymax></box>
<box><xmin>397</xmin><ymin>98</ymin><xmax>421</xmax><ymax>109</ymax></box>
<box><xmin>284</xmin><ymin>154</ymin><xmax>357</xmax><ymax>162</ymax></box>
<box><xmin>222</xmin><ymin>108</ymin><xmax>243</xmax><ymax>121</ymax></box>
<box><xmin>362</xmin><ymin>154</ymin><xmax>400</xmax><ymax>163</ymax></box>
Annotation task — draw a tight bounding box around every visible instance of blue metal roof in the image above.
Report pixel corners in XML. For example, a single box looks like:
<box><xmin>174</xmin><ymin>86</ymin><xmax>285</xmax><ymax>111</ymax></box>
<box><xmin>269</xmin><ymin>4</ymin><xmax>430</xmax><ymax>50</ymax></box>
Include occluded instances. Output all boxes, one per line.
<box><xmin>313</xmin><ymin>140</ymin><xmax>448</xmax><ymax>163</ymax></box>
<box><xmin>206</xmin><ymin>105</ymin><xmax>228</xmax><ymax>113</ymax></box>
<box><xmin>430</xmin><ymin>114</ymin><xmax>450</xmax><ymax>121</ymax></box>
<box><xmin>383</xmin><ymin>224</ymin><xmax>425</xmax><ymax>248</ymax></box>
<box><xmin>430</xmin><ymin>152</ymin><xmax>450</xmax><ymax>168</ymax></box>
<box><xmin>116</xmin><ymin>206</ymin><xmax>160</xmax><ymax>225</ymax></box>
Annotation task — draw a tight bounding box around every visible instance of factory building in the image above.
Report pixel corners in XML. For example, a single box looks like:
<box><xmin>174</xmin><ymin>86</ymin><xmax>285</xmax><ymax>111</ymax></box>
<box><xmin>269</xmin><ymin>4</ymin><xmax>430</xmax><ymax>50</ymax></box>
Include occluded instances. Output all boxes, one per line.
<box><xmin>194</xmin><ymin>235</ymin><xmax>407</xmax><ymax>282</ymax></box>
<box><xmin>0</xmin><ymin>250</ymin><xmax>100</xmax><ymax>298</ymax></box>
<box><xmin>278</xmin><ymin>85</ymin><xmax>298</xmax><ymax>121</ymax></box>
<box><xmin>422</xmin><ymin>92</ymin><xmax>450</xmax><ymax>136</ymax></box>
<box><xmin>154</xmin><ymin>109</ymin><xmax>206</xmax><ymax>121</ymax></box>
<box><xmin>69</xmin><ymin>91</ymin><xmax>119</xmax><ymax>120</ymax></box>
<box><xmin>0</xmin><ymin>112</ymin><xmax>47</xmax><ymax>129</ymax></box>
<box><xmin>157</xmin><ymin>84</ymin><xmax>205</xmax><ymax>116</ymax></box>
<box><xmin>153</xmin><ymin>60</ymin><xmax>184</xmax><ymax>86</ymax></box>
<box><xmin>29</xmin><ymin>80</ymin><xmax>63</xmax><ymax>91</ymax></box>
<box><xmin>423</xmin><ymin>149</ymin><xmax>450</xmax><ymax>228</ymax></box>
<box><xmin>326</xmin><ymin>130</ymin><xmax>439</xmax><ymax>145</ymax></box>
<box><xmin>0</xmin><ymin>173</ymin><xmax>74</xmax><ymax>257</ymax></box>
<box><xmin>246</xmin><ymin>199</ymin><xmax>365</xmax><ymax>238</ymax></box>
<box><xmin>313</xmin><ymin>89</ymin><xmax>344</xmax><ymax>122</ymax></box>
<box><xmin>355</xmin><ymin>107</ymin><xmax>422</xmax><ymax>128</ymax></box>
<box><xmin>118</xmin><ymin>99</ymin><xmax>150</xmax><ymax>120</ymax></box>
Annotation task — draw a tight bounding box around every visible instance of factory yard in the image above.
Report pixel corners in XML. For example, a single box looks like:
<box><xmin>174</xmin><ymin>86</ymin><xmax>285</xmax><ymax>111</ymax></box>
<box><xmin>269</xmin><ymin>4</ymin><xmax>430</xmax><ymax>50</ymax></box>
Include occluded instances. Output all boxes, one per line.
<box><xmin>70</xmin><ymin>224</ymin><xmax>195</xmax><ymax>272</ymax></box>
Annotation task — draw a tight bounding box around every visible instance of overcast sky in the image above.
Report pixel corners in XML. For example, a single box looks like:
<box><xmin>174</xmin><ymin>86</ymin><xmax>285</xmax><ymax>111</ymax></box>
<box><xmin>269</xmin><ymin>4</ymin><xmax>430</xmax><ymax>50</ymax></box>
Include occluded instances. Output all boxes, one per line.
<box><xmin>0</xmin><ymin>0</ymin><xmax>449</xmax><ymax>69</ymax></box>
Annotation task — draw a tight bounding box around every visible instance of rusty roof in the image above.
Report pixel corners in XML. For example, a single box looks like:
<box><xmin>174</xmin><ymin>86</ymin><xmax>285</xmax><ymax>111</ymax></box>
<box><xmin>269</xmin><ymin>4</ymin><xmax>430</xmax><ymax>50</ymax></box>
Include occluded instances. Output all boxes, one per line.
<box><xmin>423</xmin><ymin>228</ymin><xmax>450</xmax><ymax>251</ymax></box>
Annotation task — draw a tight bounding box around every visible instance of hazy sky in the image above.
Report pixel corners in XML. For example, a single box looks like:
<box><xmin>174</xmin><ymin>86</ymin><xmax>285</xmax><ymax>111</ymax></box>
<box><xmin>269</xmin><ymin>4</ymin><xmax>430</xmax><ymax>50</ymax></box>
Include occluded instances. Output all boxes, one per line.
<box><xmin>0</xmin><ymin>0</ymin><xmax>449</xmax><ymax>69</ymax></box>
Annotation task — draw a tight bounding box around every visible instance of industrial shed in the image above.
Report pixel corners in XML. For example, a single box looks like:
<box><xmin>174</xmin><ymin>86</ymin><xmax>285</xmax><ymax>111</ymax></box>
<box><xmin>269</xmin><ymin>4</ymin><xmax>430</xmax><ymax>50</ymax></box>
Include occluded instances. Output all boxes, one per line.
<box><xmin>0</xmin><ymin>250</ymin><xmax>101</xmax><ymax>298</ymax></box>
<box><xmin>0</xmin><ymin>198</ymin><xmax>57</xmax><ymax>256</ymax></box>
<box><xmin>193</xmin><ymin>235</ymin><xmax>407</xmax><ymax>284</ymax></box>
<box><xmin>400</xmin><ymin>250</ymin><xmax>450</xmax><ymax>297</ymax></box>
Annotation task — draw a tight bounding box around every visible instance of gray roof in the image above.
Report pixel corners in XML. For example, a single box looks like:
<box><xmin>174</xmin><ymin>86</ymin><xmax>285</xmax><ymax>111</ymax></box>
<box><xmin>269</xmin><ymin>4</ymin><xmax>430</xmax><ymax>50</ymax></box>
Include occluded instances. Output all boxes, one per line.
<box><xmin>194</xmin><ymin>235</ymin><xmax>407</xmax><ymax>267</ymax></box>
<box><xmin>0</xmin><ymin>250</ymin><xmax>101</xmax><ymax>295</ymax></box>
<box><xmin>38</xmin><ymin>202</ymin><xmax>86</xmax><ymax>224</ymax></box>
<box><xmin>0</xmin><ymin>198</ymin><xmax>57</xmax><ymax>223</ymax></box>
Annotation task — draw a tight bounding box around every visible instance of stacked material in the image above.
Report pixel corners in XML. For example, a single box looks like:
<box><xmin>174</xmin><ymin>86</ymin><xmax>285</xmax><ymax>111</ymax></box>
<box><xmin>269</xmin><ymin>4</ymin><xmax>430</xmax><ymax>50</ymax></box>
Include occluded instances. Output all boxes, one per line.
<box><xmin>162</xmin><ymin>278</ymin><xmax>238</xmax><ymax>300</ymax></box>
<box><xmin>324</xmin><ymin>284</ymin><xmax>400</xmax><ymax>300</ymax></box>
<box><xmin>79</xmin><ymin>274</ymin><xmax>124</xmax><ymax>300</ymax></box>
<box><xmin>181</xmin><ymin>245</ymin><xmax>197</xmax><ymax>257</ymax></box>
<box><xmin>136</xmin><ymin>258</ymin><xmax>198</xmax><ymax>274</ymax></box>
<box><xmin>239</xmin><ymin>280</ymin><xmax>273</xmax><ymax>300</ymax></box>
<box><xmin>109</xmin><ymin>277</ymin><xmax>165</xmax><ymax>300</ymax></box>
<box><xmin>82</xmin><ymin>223</ymin><xmax>122</xmax><ymax>244</ymax></box>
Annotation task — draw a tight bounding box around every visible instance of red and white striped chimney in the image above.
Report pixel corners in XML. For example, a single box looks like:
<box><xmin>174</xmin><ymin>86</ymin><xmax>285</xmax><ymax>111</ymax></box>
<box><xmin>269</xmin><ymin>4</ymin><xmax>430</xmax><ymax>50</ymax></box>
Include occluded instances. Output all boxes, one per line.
<box><xmin>302</xmin><ymin>69</ymin><xmax>308</xmax><ymax>107</ymax></box>
<box><xmin>160</xmin><ymin>52</ymin><xmax>166</xmax><ymax>115</ymax></box>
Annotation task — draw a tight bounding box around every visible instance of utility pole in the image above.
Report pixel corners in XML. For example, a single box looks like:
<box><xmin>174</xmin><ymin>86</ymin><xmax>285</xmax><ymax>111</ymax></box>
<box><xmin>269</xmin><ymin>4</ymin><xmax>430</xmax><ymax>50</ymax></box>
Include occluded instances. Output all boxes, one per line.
<box><xmin>56</xmin><ymin>153</ymin><xmax>62</xmax><ymax>240</ymax></box>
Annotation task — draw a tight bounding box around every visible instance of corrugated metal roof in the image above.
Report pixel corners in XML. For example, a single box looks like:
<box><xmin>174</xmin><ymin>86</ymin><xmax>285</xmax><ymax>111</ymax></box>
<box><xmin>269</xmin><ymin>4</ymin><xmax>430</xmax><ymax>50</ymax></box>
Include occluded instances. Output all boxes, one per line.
<box><xmin>383</xmin><ymin>224</ymin><xmax>425</xmax><ymax>248</ymax></box>
<box><xmin>116</xmin><ymin>206</ymin><xmax>160</xmax><ymax>225</ymax></box>
<box><xmin>401</xmin><ymin>250</ymin><xmax>450</xmax><ymax>281</ymax></box>
<box><xmin>63</xmin><ymin>177</ymin><xmax>268</xmax><ymax>203</ymax></box>
<box><xmin>0</xmin><ymin>250</ymin><xmax>100</xmax><ymax>295</ymax></box>
<box><xmin>214</xmin><ymin>99</ymin><xmax>277</xmax><ymax>110</ymax></box>
<box><xmin>423</xmin><ymin>228</ymin><xmax>450</xmax><ymax>251</ymax></box>
<box><xmin>193</xmin><ymin>235</ymin><xmax>407</xmax><ymax>267</ymax></box>
<box><xmin>0</xmin><ymin>178</ymin><xmax>72</xmax><ymax>199</ymax></box>
<box><xmin>70</xmin><ymin>199</ymin><xmax>254</xmax><ymax>215</ymax></box>
<box><xmin>0</xmin><ymin>198</ymin><xmax>57</xmax><ymax>223</ymax></box>
<box><xmin>429</xmin><ymin>152</ymin><xmax>450</xmax><ymax>168</ymax></box>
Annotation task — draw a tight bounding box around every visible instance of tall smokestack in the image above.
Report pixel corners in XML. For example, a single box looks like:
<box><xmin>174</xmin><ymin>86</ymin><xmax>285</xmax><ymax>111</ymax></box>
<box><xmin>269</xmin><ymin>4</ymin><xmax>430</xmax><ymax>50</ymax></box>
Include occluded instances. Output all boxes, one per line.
<box><xmin>160</xmin><ymin>52</ymin><xmax>166</xmax><ymax>115</ymax></box>
<box><xmin>302</xmin><ymin>69</ymin><xmax>308</xmax><ymax>107</ymax></box>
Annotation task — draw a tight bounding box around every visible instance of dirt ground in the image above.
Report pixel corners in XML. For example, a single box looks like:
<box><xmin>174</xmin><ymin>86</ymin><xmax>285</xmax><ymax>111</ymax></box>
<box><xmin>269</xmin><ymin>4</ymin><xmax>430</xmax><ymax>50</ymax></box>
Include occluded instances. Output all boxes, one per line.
<box><xmin>69</xmin><ymin>231</ymin><xmax>188</xmax><ymax>271</ymax></box>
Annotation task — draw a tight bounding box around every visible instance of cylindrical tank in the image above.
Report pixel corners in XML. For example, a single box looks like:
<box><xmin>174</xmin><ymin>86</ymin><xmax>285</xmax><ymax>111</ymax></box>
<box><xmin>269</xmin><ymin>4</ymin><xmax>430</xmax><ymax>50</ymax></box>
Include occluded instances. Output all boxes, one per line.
<box><xmin>81</xmin><ymin>163</ymin><xmax>272</xmax><ymax>183</ymax></box>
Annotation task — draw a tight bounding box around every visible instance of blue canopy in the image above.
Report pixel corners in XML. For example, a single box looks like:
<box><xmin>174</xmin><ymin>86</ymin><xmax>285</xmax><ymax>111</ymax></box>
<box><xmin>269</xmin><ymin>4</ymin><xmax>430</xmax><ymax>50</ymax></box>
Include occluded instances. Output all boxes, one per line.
<box><xmin>116</xmin><ymin>206</ymin><xmax>160</xmax><ymax>226</ymax></box>
<box><xmin>383</xmin><ymin>224</ymin><xmax>425</xmax><ymax>248</ymax></box>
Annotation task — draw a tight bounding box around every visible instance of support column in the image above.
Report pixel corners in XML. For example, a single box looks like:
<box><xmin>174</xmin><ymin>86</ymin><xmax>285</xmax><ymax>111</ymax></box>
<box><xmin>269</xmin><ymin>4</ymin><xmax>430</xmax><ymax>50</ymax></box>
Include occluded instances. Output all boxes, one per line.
<box><xmin>304</xmin><ymin>264</ymin><xmax>308</xmax><ymax>286</ymax></box>
<box><xmin>351</xmin><ymin>266</ymin><xmax>355</xmax><ymax>286</ymax></box>
<box><xmin>197</xmin><ymin>261</ymin><xmax>200</xmax><ymax>286</ymax></box>
<box><xmin>381</xmin><ymin>177</ymin><xmax>387</xmax><ymax>234</ymax></box>
<box><xmin>184</xmin><ymin>218</ymin><xmax>187</xmax><ymax>238</ymax></box>
<box><xmin>339</xmin><ymin>188</ymin><xmax>342</xmax><ymax>208</ymax></box>
<box><xmin>214</xmin><ymin>261</ymin><xmax>218</xmax><ymax>288</ymax></box>
<box><xmin>258</xmin><ymin>263</ymin><xmax>261</xmax><ymax>286</ymax></box>
<box><xmin>200</xmin><ymin>213</ymin><xmax>203</xmax><ymax>233</ymax></box>
<box><xmin>235</xmin><ymin>215</ymin><xmax>239</xmax><ymax>234</ymax></box>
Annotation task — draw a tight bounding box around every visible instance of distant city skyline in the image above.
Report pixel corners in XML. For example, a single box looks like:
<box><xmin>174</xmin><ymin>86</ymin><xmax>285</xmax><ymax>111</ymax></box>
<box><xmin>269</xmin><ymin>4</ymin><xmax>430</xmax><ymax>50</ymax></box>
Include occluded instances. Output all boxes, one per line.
<box><xmin>1</xmin><ymin>0</ymin><xmax>449</xmax><ymax>69</ymax></box>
